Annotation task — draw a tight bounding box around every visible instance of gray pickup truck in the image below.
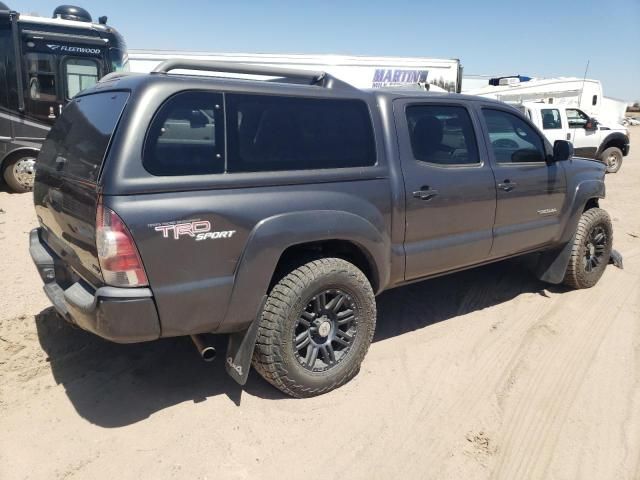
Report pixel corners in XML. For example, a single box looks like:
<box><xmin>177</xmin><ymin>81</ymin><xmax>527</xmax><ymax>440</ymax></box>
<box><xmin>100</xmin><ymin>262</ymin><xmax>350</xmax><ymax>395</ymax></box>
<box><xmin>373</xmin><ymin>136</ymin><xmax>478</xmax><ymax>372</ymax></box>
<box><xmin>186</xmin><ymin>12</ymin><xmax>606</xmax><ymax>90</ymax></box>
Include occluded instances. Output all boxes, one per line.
<box><xmin>30</xmin><ymin>61</ymin><xmax>613</xmax><ymax>397</ymax></box>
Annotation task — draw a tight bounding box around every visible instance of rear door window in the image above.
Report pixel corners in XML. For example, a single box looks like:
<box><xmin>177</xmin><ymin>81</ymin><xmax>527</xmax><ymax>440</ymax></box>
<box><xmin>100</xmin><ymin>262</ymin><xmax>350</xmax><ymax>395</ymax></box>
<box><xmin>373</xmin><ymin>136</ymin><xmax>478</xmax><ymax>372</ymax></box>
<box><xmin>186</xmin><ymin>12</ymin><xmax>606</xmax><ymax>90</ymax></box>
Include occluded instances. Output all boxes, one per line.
<box><xmin>225</xmin><ymin>94</ymin><xmax>376</xmax><ymax>172</ymax></box>
<box><xmin>405</xmin><ymin>104</ymin><xmax>479</xmax><ymax>165</ymax></box>
<box><xmin>143</xmin><ymin>91</ymin><xmax>224</xmax><ymax>176</ymax></box>
<box><xmin>541</xmin><ymin>108</ymin><xmax>562</xmax><ymax>129</ymax></box>
<box><xmin>38</xmin><ymin>91</ymin><xmax>129</xmax><ymax>182</ymax></box>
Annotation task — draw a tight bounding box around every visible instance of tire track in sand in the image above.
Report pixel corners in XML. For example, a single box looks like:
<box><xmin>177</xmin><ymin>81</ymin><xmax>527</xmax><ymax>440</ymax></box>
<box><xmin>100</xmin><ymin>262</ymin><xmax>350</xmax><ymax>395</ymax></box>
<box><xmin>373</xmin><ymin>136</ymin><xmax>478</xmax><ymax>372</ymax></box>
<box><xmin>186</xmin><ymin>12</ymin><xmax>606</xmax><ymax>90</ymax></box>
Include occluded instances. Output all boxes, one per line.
<box><xmin>489</xmin><ymin>271</ymin><xmax>638</xmax><ymax>479</ymax></box>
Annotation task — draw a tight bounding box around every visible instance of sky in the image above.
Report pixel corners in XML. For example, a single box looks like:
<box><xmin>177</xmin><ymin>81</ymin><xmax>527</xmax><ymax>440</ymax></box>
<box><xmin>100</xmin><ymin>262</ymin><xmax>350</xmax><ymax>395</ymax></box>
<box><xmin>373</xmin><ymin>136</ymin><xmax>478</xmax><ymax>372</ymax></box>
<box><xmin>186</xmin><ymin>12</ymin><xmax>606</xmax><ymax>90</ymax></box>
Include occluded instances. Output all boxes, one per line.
<box><xmin>19</xmin><ymin>0</ymin><xmax>640</xmax><ymax>102</ymax></box>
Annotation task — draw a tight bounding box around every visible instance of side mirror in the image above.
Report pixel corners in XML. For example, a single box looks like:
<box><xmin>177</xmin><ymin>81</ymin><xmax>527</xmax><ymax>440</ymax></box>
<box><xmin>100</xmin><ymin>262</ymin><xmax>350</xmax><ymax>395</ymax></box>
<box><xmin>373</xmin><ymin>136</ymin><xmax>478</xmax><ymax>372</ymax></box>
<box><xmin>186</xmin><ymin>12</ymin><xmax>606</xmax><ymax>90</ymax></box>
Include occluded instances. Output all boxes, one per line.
<box><xmin>553</xmin><ymin>140</ymin><xmax>573</xmax><ymax>161</ymax></box>
<box><xmin>585</xmin><ymin>118</ymin><xmax>598</xmax><ymax>131</ymax></box>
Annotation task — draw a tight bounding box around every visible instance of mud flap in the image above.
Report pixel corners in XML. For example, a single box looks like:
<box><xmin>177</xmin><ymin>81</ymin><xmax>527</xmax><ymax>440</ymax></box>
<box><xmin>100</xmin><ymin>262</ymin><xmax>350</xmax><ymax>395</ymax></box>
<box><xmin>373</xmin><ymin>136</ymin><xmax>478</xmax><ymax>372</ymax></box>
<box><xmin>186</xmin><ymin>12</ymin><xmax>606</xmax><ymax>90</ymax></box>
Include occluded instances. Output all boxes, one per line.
<box><xmin>225</xmin><ymin>296</ymin><xmax>266</xmax><ymax>385</ymax></box>
<box><xmin>609</xmin><ymin>249</ymin><xmax>623</xmax><ymax>269</ymax></box>
<box><xmin>533</xmin><ymin>241</ymin><xmax>574</xmax><ymax>284</ymax></box>
<box><xmin>534</xmin><ymin>243</ymin><xmax>624</xmax><ymax>284</ymax></box>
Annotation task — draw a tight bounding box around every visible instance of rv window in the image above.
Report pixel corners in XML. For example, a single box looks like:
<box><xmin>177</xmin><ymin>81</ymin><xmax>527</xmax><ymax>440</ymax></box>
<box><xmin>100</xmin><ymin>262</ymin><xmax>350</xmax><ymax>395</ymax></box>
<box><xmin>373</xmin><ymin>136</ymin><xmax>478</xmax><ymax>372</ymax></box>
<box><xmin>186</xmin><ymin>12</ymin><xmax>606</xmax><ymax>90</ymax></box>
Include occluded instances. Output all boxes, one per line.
<box><xmin>541</xmin><ymin>109</ymin><xmax>562</xmax><ymax>129</ymax></box>
<box><xmin>25</xmin><ymin>53</ymin><xmax>57</xmax><ymax>102</ymax></box>
<box><xmin>592</xmin><ymin>95</ymin><xmax>598</xmax><ymax>106</ymax></box>
<box><xmin>0</xmin><ymin>29</ymin><xmax>11</xmax><ymax>109</ymax></box>
<box><xmin>64</xmin><ymin>58</ymin><xmax>99</xmax><ymax>99</ymax></box>
<box><xmin>110</xmin><ymin>48</ymin><xmax>130</xmax><ymax>73</ymax></box>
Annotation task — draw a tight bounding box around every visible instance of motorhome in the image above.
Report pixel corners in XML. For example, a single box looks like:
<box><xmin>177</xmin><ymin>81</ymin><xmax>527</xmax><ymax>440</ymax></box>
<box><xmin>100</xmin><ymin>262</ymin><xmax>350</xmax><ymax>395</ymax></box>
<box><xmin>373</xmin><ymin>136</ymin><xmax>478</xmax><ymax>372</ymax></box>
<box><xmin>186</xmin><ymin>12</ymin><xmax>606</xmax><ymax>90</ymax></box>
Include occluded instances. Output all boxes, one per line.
<box><xmin>463</xmin><ymin>75</ymin><xmax>627</xmax><ymax>127</ymax></box>
<box><xmin>0</xmin><ymin>3</ymin><xmax>127</xmax><ymax>191</ymax></box>
<box><xmin>128</xmin><ymin>50</ymin><xmax>462</xmax><ymax>93</ymax></box>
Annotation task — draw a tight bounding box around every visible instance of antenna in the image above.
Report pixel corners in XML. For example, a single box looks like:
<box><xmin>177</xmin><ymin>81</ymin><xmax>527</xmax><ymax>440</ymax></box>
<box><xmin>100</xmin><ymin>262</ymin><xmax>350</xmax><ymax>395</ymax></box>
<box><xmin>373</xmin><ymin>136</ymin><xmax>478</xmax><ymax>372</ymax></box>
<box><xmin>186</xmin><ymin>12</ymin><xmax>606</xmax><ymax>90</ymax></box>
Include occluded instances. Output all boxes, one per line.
<box><xmin>579</xmin><ymin>60</ymin><xmax>590</xmax><ymax>109</ymax></box>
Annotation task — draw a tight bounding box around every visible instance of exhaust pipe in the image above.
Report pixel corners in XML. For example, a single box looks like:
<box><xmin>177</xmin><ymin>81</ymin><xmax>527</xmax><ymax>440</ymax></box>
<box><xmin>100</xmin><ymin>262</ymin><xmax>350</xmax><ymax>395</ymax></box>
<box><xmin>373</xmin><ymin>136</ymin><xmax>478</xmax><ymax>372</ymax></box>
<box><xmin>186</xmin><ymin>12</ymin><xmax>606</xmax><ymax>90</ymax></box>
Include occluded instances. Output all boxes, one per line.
<box><xmin>190</xmin><ymin>334</ymin><xmax>216</xmax><ymax>362</ymax></box>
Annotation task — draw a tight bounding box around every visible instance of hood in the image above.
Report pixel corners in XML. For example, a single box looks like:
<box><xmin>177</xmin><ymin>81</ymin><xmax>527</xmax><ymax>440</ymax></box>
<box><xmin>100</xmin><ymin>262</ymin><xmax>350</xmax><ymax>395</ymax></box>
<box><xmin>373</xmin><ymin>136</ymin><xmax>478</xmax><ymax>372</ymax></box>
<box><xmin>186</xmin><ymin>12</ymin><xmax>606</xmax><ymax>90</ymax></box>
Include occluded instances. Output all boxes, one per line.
<box><xmin>570</xmin><ymin>156</ymin><xmax>607</xmax><ymax>173</ymax></box>
<box><xmin>596</xmin><ymin>120</ymin><xmax>628</xmax><ymax>134</ymax></box>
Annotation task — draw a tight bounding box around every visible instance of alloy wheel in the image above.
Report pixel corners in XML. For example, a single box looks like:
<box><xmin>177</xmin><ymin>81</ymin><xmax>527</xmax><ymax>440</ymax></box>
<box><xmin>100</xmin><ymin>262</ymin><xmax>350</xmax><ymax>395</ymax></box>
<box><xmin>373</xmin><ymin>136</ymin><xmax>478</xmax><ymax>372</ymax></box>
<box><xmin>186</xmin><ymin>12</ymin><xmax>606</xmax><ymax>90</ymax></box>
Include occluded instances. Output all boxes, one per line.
<box><xmin>293</xmin><ymin>289</ymin><xmax>358</xmax><ymax>373</ymax></box>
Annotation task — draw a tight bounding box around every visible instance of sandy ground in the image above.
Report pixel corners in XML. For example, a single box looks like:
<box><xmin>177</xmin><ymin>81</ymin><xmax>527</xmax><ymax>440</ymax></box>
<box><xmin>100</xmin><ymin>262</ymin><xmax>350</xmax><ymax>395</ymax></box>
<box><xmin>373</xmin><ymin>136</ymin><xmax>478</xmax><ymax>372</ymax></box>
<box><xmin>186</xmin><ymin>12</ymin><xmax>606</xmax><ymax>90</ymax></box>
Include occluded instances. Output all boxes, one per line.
<box><xmin>1</xmin><ymin>130</ymin><xmax>639</xmax><ymax>480</ymax></box>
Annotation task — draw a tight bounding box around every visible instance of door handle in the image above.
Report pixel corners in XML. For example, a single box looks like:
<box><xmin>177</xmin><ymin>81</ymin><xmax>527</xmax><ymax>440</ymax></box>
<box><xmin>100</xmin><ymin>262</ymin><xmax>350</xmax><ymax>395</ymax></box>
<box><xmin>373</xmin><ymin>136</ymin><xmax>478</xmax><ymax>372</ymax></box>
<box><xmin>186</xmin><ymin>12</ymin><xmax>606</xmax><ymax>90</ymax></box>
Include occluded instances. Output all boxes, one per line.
<box><xmin>413</xmin><ymin>187</ymin><xmax>439</xmax><ymax>201</ymax></box>
<box><xmin>498</xmin><ymin>181</ymin><xmax>517</xmax><ymax>192</ymax></box>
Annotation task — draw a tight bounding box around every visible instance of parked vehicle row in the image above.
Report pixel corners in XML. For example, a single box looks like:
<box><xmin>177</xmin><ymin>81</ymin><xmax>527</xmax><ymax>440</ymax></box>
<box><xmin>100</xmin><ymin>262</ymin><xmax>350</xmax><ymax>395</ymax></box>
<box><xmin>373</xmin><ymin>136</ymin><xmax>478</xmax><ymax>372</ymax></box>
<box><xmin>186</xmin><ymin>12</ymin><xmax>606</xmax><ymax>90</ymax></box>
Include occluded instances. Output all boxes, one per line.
<box><xmin>518</xmin><ymin>102</ymin><xmax>630</xmax><ymax>173</ymax></box>
<box><xmin>30</xmin><ymin>61</ymin><xmax>614</xmax><ymax>397</ymax></box>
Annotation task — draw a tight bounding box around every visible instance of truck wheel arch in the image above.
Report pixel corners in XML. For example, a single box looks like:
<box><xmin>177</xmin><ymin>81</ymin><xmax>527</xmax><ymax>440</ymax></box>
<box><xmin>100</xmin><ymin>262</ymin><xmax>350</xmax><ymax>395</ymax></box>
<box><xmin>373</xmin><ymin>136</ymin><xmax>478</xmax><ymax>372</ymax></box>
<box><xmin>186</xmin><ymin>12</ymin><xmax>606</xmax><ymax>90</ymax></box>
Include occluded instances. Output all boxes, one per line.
<box><xmin>561</xmin><ymin>180</ymin><xmax>606</xmax><ymax>244</ymax></box>
<box><xmin>0</xmin><ymin>147</ymin><xmax>40</xmax><ymax>170</ymax></box>
<box><xmin>217</xmin><ymin>210</ymin><xmax>390</xmax><ymax>333</ymax></box>
<box><xmin>596</xmin><ymin>132</ymin><xmax>629</xmax><ymax>159</ymax></box>
<box><xmin>536</xmin><ymin>181</ymin><xmax>605</xmax><ymax>285</ymax></box>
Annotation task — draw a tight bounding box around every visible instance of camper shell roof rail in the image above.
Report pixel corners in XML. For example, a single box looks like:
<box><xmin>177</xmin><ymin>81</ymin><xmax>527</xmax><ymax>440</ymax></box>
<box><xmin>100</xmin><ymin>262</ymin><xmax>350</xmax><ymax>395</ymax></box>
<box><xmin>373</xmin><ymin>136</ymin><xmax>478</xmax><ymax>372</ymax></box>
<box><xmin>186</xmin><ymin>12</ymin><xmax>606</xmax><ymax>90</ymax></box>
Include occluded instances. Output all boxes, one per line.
<box><xmin>150</xmin><ymin>59</ymin><xmax>356</xmax><ymax>89</ymax></box>
<box><xmin>98</xmin><ymin>71</ymin><xmax>138</xmax><ymax>83</ymax></box>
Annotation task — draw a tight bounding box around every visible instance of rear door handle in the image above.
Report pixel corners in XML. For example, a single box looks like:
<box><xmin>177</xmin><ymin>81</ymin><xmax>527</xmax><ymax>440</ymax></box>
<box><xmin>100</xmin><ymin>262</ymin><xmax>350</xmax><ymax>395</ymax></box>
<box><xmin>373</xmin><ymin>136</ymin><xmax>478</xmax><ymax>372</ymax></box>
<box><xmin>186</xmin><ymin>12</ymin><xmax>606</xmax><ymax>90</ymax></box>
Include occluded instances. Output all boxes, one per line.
<box><xmin>413</xmin><ymin>188</ymin><xmax>439</xmax><ymax>201</ymax></box>
<box><xmin>498</xmin><ymin>181</ymin><xmax>517</xmax><ymax>192</ymax></box>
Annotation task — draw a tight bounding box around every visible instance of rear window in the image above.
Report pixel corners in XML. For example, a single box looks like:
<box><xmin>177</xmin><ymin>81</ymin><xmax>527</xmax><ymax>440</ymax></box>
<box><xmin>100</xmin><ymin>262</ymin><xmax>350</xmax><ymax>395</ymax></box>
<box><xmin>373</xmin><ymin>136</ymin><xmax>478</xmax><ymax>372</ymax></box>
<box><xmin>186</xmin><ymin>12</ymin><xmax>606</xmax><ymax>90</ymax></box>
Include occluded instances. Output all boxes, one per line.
<box><xmin>38</xmin><ymin>92</ymin><xmax>129</xmax><ymax>182</ymax></box>
<box><xmin>225</xmin><ymin>94</ymin><xmax>376</xmax><ymax>172</ymax></box>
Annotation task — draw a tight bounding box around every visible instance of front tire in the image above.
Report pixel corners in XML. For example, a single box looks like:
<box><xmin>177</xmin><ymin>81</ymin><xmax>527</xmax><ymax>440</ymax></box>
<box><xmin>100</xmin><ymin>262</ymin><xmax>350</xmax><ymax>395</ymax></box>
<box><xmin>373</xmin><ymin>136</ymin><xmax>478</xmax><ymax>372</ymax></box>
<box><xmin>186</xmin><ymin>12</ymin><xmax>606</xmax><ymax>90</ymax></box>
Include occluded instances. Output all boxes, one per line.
<box><xmin>562</xmin><ymin>208</ymin><xmax>613</xmax><ymax>289</ymax></box>
<box><xmin>600</xmin><ymin>147</ymin><xmax>623</xmax><ymax>173</ymax></box>
<box><xmin>253</xmin><ymin>258</ymin><xmax>376</xmax><ymax>398</ymax></box>
<box><xmin>3</xmin><ymin>153</ymin><xmax>36</xmax><ymax>193</ymax></box>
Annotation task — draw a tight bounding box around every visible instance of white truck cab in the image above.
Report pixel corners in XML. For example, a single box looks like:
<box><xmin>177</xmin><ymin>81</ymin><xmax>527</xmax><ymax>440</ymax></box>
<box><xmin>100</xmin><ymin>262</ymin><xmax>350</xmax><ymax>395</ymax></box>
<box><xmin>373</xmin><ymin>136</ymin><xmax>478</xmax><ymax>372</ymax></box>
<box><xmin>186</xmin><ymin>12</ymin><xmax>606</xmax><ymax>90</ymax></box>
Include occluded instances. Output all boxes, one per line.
<box><xmin>518</xmin><ymin>102</ymin><xmax>630</xmax><ymax>173</ymax></box>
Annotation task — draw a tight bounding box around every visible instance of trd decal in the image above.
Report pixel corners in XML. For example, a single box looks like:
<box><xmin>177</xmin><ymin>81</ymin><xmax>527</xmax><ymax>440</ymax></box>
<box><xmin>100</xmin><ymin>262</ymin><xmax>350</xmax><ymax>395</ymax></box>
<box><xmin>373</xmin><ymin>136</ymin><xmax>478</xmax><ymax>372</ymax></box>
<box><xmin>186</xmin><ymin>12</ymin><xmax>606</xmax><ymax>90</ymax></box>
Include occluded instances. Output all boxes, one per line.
<box><xmin>149</xmin><ymin>219</ymin><xmax>235</xmax><ymax>241</ymax></box>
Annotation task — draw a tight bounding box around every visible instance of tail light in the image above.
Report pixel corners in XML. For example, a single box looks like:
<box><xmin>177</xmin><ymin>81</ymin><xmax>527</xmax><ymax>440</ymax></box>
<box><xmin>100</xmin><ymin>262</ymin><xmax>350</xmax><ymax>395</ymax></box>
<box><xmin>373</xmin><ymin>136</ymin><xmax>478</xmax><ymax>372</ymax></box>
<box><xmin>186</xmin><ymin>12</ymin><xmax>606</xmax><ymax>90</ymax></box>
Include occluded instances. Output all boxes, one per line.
<box><xmin>96</xmin><ymin>200</ymin><xmax>148</xmax><ymax>287</ymax></box>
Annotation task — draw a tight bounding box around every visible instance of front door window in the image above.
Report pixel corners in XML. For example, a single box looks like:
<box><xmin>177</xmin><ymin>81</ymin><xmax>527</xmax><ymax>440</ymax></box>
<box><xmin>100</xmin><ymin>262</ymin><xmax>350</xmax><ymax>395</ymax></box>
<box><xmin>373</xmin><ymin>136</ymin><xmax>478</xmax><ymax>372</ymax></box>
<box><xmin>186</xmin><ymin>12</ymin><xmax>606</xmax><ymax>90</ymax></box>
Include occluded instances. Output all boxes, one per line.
<box><xmin>566</xmin><ymin>108</ymin><xmax>590</xmax><ymax>128</ymax></box>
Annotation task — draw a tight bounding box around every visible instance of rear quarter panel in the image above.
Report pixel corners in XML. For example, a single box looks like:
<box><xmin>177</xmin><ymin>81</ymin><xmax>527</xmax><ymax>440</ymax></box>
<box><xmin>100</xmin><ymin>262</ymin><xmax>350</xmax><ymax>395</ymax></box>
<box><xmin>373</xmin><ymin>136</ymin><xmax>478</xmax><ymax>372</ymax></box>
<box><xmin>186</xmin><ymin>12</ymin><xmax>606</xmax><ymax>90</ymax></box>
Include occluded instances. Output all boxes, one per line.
<box><xmin>107</xmin><ymin>180</ymin><xmax>392</xmax><ymax>336</ymax></box>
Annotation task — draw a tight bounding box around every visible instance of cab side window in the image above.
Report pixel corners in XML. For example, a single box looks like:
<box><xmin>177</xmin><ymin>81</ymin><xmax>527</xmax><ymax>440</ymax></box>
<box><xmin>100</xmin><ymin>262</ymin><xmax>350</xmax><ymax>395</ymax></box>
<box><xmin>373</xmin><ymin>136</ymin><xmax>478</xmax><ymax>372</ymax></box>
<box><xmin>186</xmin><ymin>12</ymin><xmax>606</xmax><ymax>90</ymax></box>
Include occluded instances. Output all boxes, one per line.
<box><xmin>483</xmin><ymin>109</ymin><xmax>546</xmax><ymax>163</ymax></box>
<box><xmin>566</xmin><ymin>108</ymin><xmax>589</xmax><ymax>128</ymax></box>
<box><xmin>541</xmin><ymin>108</ymin><xmax>562</xmax><ymax>130</ymax></box>
<box><xmin>406</xmin><ymin>105</ymin><xmax>480</xmax><ymax>166</ymax></box>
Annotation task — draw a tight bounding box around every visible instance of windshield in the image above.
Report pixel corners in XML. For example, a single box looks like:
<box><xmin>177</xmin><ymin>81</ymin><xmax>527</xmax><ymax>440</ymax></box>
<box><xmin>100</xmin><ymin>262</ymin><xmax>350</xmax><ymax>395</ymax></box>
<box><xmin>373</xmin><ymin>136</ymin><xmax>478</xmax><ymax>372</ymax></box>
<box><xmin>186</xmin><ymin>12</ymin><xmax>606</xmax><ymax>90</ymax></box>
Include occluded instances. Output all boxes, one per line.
<box><xmin>110</xmin><ymin>48</ymin><xmax>130</xmax><ymax>73</ymax></box>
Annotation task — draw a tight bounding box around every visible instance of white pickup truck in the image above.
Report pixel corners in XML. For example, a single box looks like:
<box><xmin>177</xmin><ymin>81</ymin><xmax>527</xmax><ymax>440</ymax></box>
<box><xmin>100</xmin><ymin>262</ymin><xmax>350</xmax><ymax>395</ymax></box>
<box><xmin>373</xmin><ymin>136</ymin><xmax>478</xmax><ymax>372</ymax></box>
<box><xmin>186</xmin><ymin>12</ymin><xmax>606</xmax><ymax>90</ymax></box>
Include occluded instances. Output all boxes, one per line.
<box><xmin>518</xmin><ymin>102</ymin><xmax>630</xmax><ymax>173</ymax></box>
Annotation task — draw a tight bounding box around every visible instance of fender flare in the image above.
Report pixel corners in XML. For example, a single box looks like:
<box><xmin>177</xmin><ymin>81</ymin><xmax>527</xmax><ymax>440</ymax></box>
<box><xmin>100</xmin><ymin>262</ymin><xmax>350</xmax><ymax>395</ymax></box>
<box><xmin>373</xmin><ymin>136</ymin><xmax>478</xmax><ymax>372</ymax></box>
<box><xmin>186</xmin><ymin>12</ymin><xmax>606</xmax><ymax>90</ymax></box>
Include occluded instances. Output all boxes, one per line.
<box><xmin>218</xmin><ymin>210</ymin><xmax>390</xmax><ymax>333</ymax></box>
<box><xmin>596</xmin><ymin>132</ymin><xmax>629</xmax><ymax>158</ymax></box>
<box><xmin>536</xmin><ymin>179</ymin><xmax>605</xmax><ymax>284</ymax></box>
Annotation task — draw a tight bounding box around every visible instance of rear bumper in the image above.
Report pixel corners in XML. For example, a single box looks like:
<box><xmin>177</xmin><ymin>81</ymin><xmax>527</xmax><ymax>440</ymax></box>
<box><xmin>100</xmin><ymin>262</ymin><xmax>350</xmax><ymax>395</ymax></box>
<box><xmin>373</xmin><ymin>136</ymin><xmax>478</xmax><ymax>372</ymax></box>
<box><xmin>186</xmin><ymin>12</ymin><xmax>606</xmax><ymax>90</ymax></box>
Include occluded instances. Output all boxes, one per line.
<box><xmin>29</xmin><ymin>228</ymin><xmax>161</xmax><ymax>343</ymax></box>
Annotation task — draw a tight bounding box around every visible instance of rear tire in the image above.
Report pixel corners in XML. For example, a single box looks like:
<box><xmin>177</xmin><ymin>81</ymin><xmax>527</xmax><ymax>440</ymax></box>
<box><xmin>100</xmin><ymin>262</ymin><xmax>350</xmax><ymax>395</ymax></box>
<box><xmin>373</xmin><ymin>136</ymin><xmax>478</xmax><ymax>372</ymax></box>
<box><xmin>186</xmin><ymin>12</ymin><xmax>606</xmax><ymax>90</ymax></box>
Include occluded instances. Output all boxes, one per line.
<box><xmin>3</xmin><ymin>153</ymin><xmax>36</xmax><ymax>193</ymax></box>
<box><xmin>252</xmin><ymin>258</ymin><xmax>376</xmax><ymax>398</ymax></box>
<box><xmin>562</xmin><ymin>208</ymin><xmax>613</xmax><ymax>289</ymax></box>
<box><xmin>600</xmin><ymin>147</ymin><xmax>623</xmax><ymax>173</ymax></box>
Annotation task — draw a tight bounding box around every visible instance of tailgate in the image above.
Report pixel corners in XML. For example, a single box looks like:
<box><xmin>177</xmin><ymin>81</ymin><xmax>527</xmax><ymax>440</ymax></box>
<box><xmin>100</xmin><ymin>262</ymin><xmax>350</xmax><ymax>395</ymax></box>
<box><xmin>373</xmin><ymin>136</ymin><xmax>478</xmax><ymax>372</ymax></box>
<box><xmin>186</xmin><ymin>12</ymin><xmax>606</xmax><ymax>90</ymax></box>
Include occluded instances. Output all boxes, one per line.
<box><xmin>33</xmin><ymin>91</ymin><xmax>129</xmax><ymax>286</ymax></box>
